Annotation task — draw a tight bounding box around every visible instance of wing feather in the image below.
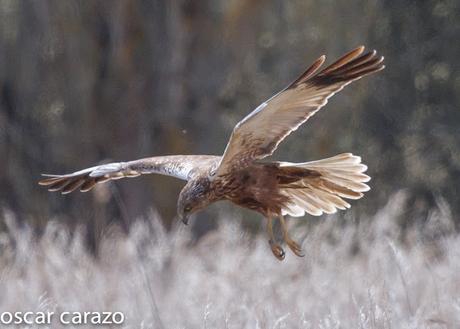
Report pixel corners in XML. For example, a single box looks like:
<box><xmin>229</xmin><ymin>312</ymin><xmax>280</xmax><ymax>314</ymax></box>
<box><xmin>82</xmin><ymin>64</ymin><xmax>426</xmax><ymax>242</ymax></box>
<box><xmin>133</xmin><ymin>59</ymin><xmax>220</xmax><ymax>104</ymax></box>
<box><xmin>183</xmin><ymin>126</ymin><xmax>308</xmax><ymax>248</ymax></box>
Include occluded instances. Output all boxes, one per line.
<box><xmin>214</xmin><ymin>46</ymin><xmax>384</xmax><ymax>177</ymax></box>
<box><xmin>39</xmin><ymin>155</ymin><xmax>220</xmax><ymax>194</ymax></box>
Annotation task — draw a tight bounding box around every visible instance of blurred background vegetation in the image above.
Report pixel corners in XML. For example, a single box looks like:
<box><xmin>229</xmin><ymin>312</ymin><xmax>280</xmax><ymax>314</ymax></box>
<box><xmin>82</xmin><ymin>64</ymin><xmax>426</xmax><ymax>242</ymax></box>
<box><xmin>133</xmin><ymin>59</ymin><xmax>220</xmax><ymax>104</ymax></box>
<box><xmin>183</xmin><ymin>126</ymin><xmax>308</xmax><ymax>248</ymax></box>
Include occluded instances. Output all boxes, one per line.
<box><xmin>1</xmin><ymin>0</ymin><xmax>459</xmax><ymax>242</ymax></box>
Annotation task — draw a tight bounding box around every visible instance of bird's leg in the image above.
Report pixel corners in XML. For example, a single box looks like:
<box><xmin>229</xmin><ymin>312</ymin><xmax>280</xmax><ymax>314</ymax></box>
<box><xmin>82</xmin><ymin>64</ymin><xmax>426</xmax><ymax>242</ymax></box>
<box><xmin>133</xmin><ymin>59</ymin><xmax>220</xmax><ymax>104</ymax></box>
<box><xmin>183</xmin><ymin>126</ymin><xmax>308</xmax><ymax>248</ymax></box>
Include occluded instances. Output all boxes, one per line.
<box><xmin>266</xmin><ymin>217</ymin><xmax>285</xmax><ymax>261</ymax></box>
<box><xmin>279</xmin><ymin>215</ymin><xmax>304</xmax><ymax>257</ymax></box>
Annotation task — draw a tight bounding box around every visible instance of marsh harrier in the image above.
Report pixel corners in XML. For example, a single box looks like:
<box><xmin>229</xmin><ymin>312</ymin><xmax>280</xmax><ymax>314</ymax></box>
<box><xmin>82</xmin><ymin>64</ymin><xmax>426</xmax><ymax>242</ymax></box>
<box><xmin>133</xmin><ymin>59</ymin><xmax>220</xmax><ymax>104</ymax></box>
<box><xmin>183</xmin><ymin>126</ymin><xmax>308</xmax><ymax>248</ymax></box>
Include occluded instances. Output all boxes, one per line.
<box><xmin>39</xmin><ymin>46</ymin><xmax>384</xmax><ymax>260</ymax></box>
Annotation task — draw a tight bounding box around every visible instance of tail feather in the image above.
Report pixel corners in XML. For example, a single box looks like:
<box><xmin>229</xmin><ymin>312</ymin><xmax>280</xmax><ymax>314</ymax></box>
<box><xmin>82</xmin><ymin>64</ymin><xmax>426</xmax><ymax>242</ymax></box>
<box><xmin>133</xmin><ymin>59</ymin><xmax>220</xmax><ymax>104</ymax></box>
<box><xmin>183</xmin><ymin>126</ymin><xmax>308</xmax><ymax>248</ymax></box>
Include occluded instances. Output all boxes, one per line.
<box><xmin>279</xmin><ymin>153</ymin><xmax>370</xmax><ymax>217</ymax></box>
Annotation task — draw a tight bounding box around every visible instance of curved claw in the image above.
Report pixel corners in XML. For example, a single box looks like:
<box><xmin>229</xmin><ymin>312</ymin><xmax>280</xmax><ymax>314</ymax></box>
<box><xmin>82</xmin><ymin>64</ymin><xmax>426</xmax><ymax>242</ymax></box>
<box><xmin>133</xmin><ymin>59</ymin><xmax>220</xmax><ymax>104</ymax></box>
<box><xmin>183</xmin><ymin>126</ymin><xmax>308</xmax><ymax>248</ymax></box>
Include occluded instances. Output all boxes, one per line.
<box><xmin>287</xmin><ymin>239</ymin><xmax>305</xmax><ymax>257</ymax></box>
<box><xmin>269</xmin><ymin>240</ymin><xmax>285</xmax><ymax>261</ymax></box>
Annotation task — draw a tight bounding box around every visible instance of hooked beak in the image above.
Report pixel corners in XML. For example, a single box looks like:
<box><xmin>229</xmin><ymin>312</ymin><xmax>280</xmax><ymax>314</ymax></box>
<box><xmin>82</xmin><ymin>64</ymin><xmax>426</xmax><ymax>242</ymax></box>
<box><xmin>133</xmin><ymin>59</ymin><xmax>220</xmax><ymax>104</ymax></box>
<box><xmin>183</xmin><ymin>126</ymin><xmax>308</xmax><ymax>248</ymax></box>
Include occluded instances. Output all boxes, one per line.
<box><xmin>180</xmin><ymin>213</ymin><xmax>190</xmax><ymax>225</ymax></box>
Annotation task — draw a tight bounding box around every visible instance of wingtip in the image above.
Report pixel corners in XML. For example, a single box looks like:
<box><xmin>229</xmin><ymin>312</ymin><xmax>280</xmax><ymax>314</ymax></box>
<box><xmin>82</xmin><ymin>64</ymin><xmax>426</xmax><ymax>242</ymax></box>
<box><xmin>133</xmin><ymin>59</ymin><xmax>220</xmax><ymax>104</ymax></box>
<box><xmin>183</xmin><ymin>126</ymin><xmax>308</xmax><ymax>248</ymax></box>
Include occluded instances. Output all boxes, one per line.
<box><xmin>351</xmin><ymin>45</ymin><xmax>365</xmax><ymax>57</ymax></box>
<box><xmin>38</xmin><ymin>176</ymin><xmax>61</xmax><ymax>186</ymax></box>
<box><xmin>289</xmin><ymin>54</ymin><xmax>327</xmax><ymax>87</ymax></box>
<box><xmin>346</xmin><ymin>45</ymin><xmax>366</xmax><ymax>58</ymax></box>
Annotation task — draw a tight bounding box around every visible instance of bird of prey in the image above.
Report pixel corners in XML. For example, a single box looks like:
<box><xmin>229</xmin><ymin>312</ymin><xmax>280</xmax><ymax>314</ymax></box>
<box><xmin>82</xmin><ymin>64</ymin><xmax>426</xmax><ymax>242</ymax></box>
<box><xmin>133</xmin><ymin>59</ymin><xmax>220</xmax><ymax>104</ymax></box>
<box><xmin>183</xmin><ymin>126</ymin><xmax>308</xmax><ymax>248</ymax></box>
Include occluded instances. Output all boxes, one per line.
<box><xmin>39</xmin><ymin>46</ymin><xmax>384</xmax><ymax>260</ymax></box>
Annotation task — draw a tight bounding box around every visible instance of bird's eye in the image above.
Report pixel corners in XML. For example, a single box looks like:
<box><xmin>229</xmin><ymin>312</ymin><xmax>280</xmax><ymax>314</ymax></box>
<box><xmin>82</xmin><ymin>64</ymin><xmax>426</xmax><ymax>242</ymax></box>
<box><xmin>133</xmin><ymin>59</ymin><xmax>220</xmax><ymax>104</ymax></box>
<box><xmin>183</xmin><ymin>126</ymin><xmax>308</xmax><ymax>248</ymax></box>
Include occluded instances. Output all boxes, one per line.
<box><xmin>184</xmin><ymin>206</ymin><xmax>192</xmax><ymax>212</ymax></box>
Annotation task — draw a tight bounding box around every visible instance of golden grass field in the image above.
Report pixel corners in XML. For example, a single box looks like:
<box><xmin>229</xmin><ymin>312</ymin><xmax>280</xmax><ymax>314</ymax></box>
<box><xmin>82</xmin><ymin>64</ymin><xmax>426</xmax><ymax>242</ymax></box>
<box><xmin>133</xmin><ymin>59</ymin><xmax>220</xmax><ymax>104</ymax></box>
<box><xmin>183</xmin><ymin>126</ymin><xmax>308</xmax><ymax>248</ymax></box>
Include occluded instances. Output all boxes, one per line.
<box><xmin>0</xmin><ymin>192</ymin><xmax>458</xmax><ymax>329</ymax></box>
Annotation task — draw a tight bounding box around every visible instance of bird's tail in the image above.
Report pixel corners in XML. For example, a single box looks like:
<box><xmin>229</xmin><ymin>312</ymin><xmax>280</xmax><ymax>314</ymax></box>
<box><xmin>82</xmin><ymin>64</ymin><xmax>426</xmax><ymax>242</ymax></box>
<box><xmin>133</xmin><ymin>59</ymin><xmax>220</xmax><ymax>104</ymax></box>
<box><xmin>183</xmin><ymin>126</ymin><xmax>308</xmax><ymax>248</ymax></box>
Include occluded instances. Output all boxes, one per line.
<box><xmin>278</xmin><ymin>153</ymin><xmax>370</xmax><ymax>217</ymax></box>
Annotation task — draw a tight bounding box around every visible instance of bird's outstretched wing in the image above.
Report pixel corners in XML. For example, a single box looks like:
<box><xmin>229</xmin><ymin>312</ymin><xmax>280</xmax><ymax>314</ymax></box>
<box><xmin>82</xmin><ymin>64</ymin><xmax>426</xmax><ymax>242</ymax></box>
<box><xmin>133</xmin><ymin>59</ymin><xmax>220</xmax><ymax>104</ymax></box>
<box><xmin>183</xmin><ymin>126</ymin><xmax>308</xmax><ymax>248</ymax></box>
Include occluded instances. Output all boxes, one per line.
<box><xmin>214</xmin><ymin>46</ymin><xmax>384</xmax><ymax>177</ymax></box>
<box><xmin>39</xmin><ymin>155</ymin><xmax>219</xmax><ymax>194</ymax></box>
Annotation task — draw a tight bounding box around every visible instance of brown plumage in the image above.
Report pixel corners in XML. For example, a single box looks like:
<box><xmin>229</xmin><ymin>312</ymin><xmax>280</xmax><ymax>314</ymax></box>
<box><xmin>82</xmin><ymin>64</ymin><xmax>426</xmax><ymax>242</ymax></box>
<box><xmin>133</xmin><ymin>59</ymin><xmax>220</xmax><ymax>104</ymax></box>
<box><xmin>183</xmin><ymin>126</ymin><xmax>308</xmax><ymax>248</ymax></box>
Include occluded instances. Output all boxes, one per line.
<box><xmin>39</xmin><ymin>46</ymin><xmax>384</xmax><ymax>260</ymax></box>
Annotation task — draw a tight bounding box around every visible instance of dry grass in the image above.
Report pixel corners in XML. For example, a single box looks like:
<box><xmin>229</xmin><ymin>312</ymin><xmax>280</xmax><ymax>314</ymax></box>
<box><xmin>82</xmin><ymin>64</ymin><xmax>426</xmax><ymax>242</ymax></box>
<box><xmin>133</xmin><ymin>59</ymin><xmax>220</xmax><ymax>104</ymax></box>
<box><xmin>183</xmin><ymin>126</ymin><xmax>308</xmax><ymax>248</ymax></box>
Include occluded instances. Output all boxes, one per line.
<box><xmin>0</xmin><ymin>192</ymin><xmax>459</xmax><ymax>329</ymax></box>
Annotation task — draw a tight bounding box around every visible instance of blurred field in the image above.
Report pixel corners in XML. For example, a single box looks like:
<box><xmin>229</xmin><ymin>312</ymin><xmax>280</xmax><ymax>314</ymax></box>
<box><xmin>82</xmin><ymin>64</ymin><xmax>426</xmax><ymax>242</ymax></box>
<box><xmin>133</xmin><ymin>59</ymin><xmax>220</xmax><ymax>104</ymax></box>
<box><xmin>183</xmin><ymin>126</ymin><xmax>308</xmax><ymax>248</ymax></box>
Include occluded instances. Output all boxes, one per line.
<box><xmin>1</xmin><ymin>192</ymin><xmax>459</xmax><ymax>329</ymax></box>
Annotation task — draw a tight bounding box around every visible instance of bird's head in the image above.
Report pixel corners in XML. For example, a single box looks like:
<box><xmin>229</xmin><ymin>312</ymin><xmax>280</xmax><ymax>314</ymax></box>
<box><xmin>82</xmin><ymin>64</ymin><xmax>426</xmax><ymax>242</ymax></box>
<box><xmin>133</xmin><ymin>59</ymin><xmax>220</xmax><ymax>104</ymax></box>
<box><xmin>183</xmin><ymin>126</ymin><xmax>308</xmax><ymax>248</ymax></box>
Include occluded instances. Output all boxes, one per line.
<box><xmin>177</xmin><ymin>178</ymin><xmax>211</xmax><ymax>225</ymax></box>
